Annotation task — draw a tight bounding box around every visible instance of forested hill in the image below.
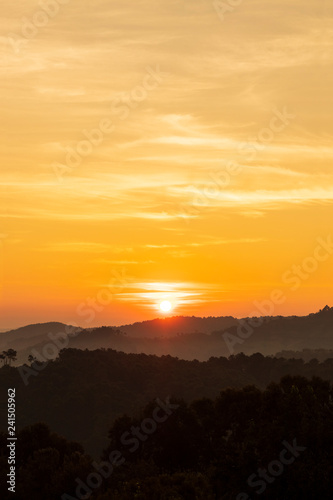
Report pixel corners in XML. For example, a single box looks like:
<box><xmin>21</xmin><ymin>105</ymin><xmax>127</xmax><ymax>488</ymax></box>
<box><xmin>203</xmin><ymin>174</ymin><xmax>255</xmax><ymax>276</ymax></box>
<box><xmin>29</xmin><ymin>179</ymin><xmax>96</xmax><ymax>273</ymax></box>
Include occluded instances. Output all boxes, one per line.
<box><xmin>1</xmin><ymin>306</ymin><xmax>333</xmax><ymax>365</ymax></box>
<box><xmin>1</xmin><ymin>348</ymin><xmax>333</xmax><ymax>457</ymax></box>
<box><xmin>1</xmin><ymin>375</ymin><xmax>333</xmax><ymax>500</ymax></box>
<box><xmin>117</xmin><ymin>315</ymin><xmax>238</xmax><ymax>337</ymax></box>
<box><xmin>1</xmin><ymin>375</ymin><xmax>333</xmax><ymax>499</ymax></box>
<box><xmin>68</xmin><ymin>305</ymin><xmax>333</xmax><ymax>360</ymax></box>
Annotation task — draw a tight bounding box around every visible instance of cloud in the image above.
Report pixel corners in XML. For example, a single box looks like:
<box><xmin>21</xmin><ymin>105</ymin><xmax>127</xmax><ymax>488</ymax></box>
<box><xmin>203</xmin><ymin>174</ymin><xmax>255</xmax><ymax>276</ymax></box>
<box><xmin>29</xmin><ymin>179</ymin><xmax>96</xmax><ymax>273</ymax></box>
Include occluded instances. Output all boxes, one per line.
<box><xmin>116</xmin><ymin>280</ymin><xmax>225</xmax><ymax>309</ymax></box>
<box><xmin>145</xmin><ymin>238</ymin><xmax>265</xmax><ymax>249</ymax></box>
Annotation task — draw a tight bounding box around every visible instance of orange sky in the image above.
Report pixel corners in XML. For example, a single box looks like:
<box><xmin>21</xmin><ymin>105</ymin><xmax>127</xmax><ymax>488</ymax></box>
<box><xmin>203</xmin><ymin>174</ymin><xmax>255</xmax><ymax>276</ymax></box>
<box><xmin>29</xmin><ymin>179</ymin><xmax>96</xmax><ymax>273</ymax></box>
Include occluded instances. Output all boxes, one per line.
<box><xmin>1</xmin><ymin>0</ymin><xmax>332</xmax><ymax>329</ymax></box>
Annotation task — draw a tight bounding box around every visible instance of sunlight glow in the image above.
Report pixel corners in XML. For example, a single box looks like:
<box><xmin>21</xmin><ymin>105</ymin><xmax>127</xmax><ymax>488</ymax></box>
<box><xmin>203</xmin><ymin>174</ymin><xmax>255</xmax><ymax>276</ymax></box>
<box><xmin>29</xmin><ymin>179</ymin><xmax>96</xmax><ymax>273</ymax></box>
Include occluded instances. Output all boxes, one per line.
<box><xmin>160</xmin><ymin>300</ymin><xmax>172</xmax><ymax>312</ymax></box>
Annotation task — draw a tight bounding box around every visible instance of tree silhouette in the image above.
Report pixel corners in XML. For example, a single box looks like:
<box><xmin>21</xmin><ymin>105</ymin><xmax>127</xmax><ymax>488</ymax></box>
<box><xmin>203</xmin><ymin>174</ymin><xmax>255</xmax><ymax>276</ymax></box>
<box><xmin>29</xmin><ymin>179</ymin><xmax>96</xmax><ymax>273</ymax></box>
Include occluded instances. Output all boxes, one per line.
<box><xmin>2</xmin><ymin>349</ymin><xmax>17</xmax><ymax>366</ymax></box>
<box><xmin>28</xmin><ymin>354</ymin><xmax>37</xmax><ymax>365</ymax></box>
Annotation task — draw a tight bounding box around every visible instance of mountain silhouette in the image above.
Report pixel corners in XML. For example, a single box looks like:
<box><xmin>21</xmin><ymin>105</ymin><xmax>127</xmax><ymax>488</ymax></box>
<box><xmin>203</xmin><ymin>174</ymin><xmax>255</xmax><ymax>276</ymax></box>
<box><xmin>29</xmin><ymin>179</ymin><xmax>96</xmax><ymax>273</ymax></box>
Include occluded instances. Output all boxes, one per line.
<box><xmin>1</xmin><ymin>307</ymin><xmax>333</xmax><ymax>364</ymax></box>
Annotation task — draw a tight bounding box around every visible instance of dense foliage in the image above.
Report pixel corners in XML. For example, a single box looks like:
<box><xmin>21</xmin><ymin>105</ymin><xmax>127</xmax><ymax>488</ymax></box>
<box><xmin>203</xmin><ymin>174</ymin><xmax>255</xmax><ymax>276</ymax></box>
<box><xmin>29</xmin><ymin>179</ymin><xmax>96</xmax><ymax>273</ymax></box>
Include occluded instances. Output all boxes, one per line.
<box><xmin>1</xmin><ymin>349</ymin><xmax>333</xmax><ymax>458</ymax></box>
<box><xmin>0</xmin><ymin>376</ymin><xmax>332</xmax><ymax>499</ymax></box>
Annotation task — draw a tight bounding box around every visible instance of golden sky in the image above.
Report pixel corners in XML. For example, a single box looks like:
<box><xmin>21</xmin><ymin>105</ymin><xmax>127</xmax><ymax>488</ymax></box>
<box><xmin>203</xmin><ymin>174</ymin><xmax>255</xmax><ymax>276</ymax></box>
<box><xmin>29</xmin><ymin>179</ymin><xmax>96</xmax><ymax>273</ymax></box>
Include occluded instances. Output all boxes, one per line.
<box><xmin>1</xmin><ymin>0</ymin><xmax>333</xmax><ymax>329</ymax></box>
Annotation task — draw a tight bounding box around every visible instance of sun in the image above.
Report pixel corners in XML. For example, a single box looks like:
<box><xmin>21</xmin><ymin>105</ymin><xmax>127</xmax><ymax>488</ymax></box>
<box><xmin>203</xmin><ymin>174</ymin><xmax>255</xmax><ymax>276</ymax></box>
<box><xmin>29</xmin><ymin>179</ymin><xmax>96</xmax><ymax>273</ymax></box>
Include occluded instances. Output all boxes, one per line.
<box><xmin>160</xmin><ymin>300</ymin><xmax>172</xmax><ymax>312</ymax></box>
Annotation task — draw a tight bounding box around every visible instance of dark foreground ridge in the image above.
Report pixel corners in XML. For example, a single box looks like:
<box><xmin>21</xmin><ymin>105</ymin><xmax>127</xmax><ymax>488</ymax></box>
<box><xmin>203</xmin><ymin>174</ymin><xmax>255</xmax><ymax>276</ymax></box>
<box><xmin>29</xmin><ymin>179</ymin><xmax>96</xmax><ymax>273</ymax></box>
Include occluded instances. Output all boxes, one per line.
<box><xmin>1</xmin><ymin>348</ymin><xmax>333</xmax><ymax>456</ymax></box>
<box><xmin>0</xmin><ymin>375</ymin><xmax>332</xmax><ymax>499</ymax></box>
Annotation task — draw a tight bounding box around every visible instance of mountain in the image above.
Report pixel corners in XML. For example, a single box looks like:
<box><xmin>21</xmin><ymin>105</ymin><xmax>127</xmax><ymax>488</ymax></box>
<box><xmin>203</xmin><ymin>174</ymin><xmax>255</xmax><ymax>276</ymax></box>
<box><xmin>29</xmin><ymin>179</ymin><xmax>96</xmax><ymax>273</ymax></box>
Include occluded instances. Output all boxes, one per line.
<box><xmin>0</xmin><ymin>322</ymin><xmax>81</xmax><ymax>365</ymax></box>
<box><xmin>216</xmin><ymin>305</ymin><xmax>333</xmax><ymax>356</ymax></box>
<box><xmin>1</xmin><ymin>307</ymin><xmax>333</xmax><ymax>365</ymax></box>
<box><xmin>117</xmin><ymin>315</ymin><xmax>238</xmax><ymax>337</ymax></box>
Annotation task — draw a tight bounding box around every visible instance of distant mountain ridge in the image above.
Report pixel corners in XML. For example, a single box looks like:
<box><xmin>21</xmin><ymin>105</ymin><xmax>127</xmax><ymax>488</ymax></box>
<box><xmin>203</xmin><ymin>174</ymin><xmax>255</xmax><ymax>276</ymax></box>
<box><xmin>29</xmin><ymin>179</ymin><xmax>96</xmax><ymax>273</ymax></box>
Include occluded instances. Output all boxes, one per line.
<box><xmin>1</xmin><ymin>306</ymin><xmax>332</xmax><ymax>364</ymax></box>
<box><xmin>117</xmin><ymin>314</ymin><xmax>238</xmax><ymax>337</ymax></box>
<box><xmin>0</xmin><ymin>322</ymin><xmax>80</xmax><ymax>342</ymax></box>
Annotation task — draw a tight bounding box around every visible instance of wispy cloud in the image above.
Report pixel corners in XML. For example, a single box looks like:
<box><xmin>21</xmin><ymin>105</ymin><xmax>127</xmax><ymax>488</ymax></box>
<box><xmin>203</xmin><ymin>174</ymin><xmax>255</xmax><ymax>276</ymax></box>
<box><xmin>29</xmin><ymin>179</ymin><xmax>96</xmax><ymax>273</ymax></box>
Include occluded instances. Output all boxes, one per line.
<box><xmin>116</xmin><ymin>280</ymin><xmax>225</xmax><ymax>310</ymax></box>
<box><xmin>145</xmin><ymin>238</ymin><xmax>265</xmax><ymax>249</ymax></box>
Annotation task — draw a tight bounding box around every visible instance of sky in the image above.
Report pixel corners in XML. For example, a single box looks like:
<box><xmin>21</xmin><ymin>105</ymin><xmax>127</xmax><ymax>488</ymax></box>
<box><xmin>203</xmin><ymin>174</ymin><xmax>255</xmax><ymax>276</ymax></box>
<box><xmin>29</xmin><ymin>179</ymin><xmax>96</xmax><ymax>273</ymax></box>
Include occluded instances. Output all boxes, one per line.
<box><xmin>0</xmin><ymin>0</ymin><xmax>332</xmax><ymax>329</ymax></box>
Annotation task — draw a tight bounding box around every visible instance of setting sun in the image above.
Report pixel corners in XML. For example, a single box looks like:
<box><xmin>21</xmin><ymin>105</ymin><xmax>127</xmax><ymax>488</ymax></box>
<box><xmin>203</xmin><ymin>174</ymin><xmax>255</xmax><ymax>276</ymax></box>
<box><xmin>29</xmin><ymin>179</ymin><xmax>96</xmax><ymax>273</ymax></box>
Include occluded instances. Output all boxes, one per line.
<box><xmin>160</xmin><ymin>301</ymin><xmax>172</xmax><ymax>313</ymax></box>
